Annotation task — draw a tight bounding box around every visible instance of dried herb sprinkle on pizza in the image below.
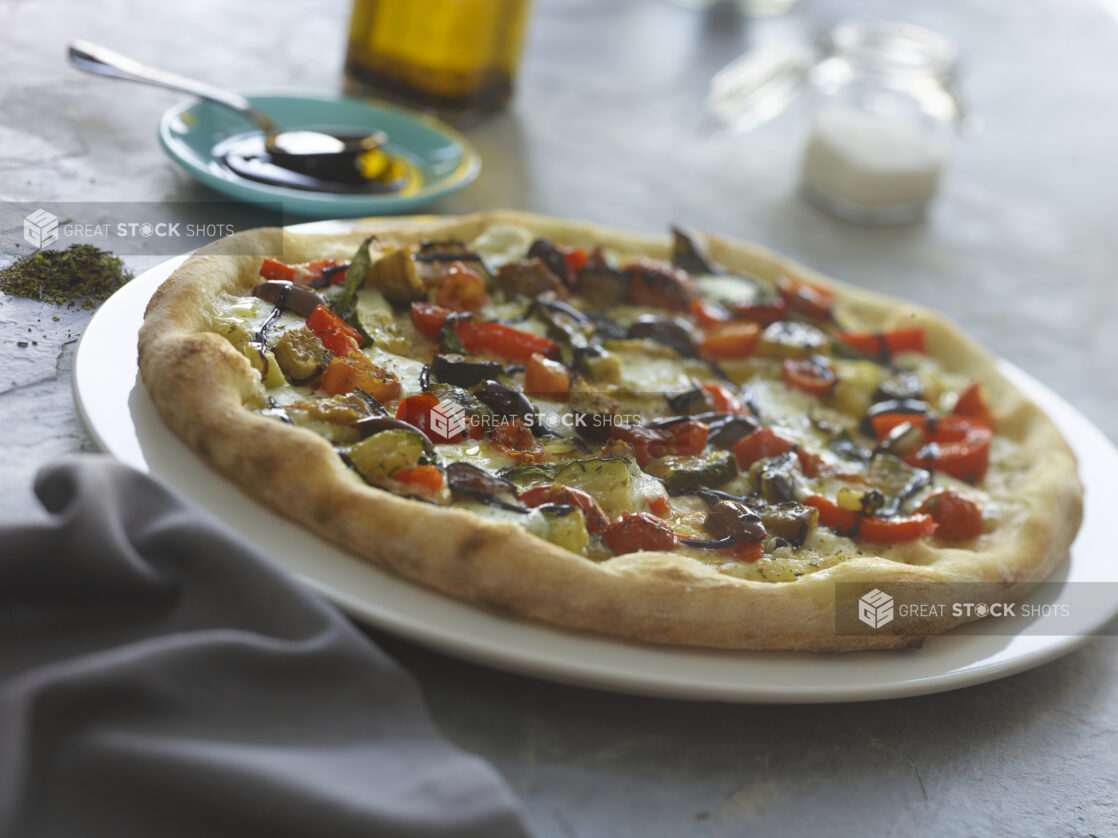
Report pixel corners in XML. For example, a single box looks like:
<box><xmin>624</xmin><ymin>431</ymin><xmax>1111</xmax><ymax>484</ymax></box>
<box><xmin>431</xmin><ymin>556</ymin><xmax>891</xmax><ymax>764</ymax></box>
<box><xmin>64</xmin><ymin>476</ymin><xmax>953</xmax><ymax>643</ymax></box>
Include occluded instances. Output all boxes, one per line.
<box><xmin>139</xmin><ymin>213</ymin><xmax>1082</xmax><ymax>650</ymax></box>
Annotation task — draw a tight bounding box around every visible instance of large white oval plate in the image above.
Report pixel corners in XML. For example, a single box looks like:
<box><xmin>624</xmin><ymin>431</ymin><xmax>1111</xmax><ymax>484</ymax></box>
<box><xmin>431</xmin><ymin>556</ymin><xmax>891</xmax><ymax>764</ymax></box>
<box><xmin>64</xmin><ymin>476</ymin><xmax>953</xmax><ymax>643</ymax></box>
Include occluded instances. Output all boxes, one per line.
<box><xmin>73</xmin><ymin>227</ymin><xmax>1118</xmax><ymax>703</ymax></box>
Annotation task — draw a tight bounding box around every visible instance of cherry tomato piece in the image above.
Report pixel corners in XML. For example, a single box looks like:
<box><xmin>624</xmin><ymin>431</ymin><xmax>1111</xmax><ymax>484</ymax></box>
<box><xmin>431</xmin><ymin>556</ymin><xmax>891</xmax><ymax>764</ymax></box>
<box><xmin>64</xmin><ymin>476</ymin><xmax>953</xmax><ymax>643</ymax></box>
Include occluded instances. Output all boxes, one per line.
<box><xmin>782</xmin><ymin>356</ymin><xmax>837</xmax><ymax>397</ymax></box>
<box><xmin>603</xmin><ymin>512</ymin><xmax>677</xmax><ymax>555</ymax></box>
<box><xmin>777</xmin><ymin>276</ymin><xmax>834</xmax><ymax>321</ymax></box>
<box><xmin>520</xmin><ymin>484</ymin><xmax>610</xmax><ymax>535</ymax></box>
<box><xmin>732</xmin><ymin>427</ymin><xmax>797</xmax><ymax>470</ymax></box>
<box><xmin>434</xmin><ymin>261</ymin><xmax>490</xmax><ymax>312</ymax></box>
<box><xmin>699</xmin><ymin>321</ymin><xmax>761</xmax><ymax>360</ymax></box>
<box><xmin>918</xmin><ymin>489</ymin><xmax>984</xmax><ymax>542</ymax></box>
<box><xmin>524</xmin><ymin>353</ymin><xmax>571</xmax><ymax>401</ymax></box>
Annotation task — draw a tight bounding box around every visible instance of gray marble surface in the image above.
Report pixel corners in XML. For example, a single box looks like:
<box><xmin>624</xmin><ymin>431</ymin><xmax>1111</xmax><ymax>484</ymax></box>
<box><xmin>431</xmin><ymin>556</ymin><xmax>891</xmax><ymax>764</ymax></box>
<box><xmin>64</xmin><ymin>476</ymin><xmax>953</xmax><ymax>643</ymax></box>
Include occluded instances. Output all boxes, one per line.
<box><xmin>2</xmin><ymin>0</ymin><xmax>1116</xmax><ymax>835</ymax></box>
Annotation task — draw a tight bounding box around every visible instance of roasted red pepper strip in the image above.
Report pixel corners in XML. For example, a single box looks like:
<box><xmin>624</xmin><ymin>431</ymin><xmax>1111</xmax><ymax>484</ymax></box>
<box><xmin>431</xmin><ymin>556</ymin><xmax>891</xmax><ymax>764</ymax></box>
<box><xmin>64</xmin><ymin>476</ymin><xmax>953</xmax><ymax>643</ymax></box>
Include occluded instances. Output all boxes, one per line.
<box><xmin>952</xmin><ymin>380</ymin><xmax>995</xmax><ymax>429</ymax></box>
<box><xmin>837</xmin><ymin>327</ymin><xmax>926</xmax><ymax>358</ymax></box>
<box><xmin>410</xmin><ymin>302</ymin><xmax>454</xmax><ymax>341</ymax></box>
<box><xmin>870</xmin><ymin>414</ymin><xmax>992</xmax><ymax>483</ymax></box>
<box><xmin>732</xmin><ymin>427</ymin><xmax>797</xmax><ymax>470</ymax></box>
<box><xmin>603</xmin><ymin>512</ymin><xmax>677</xmax><ymax>555</ymax></box>
<box><xmin>409</xmin><ymin>303</ymin><xmax>560</xmax><ymax>363</ymax></box>
<box><xmin>610</xmin><ymin>424</ymin><xmax>666</xmax><ymax>467</ymax></box>
<box><xmin>391</xmin><ymin>465</ymin><xmax>444</xmax><ymax>493</ymax></box>
<box><xmin>805</xmin><ymin>495</ymin><xmax>938</xmax><ymax>543</ymax></box>
<box><xmin>260</xmin><ymin>257</ymin><xmax>339</xmax><ymax>285</ymax></box>
<box><xmin>720</xmin><ymin>541</ymin><xmax>764</xmax><ymax>562</ymax></box>
<box><xmin>319</xmin><ymin>353</ymin><xmax>401</xmax><ymax>402</ymax></box>
<box><xmin>650</xmin><ymin>419</ymin><xmax>708</xmax><ymax>459</ymax></box>
<box><xmin>701</xmin><ymin>382</ymin><xmax>746</xmax><ymax>415</ymax></box>
<box><xmin>396</xmin><ymin>392</ymin><xmax>467</xmax><ymax>444</ymax></box>
<box><xmin>859</xmin><ymin>514</ymin><xmax>938</xmax><ymax>544</ymax></box>
<box><xmin>457</xmin><ymin>321</ymin><xmax>561</xmax><ymax>363</ymax></box>
<box><xmin>307</xmin><ymin>304</ymin><xmax>363</xmax><ymax>355</ymax></box>
<box><xmin>519</xmin><ymin>485</ymin><xmax>610</xmax><ymax>535</ymax></box>
<box><xmin>804</xmin><ymin>494</ymin><xmax>859</xmax><ymax>534</ymax></box>
<box><xmin>611</xmin><ymin>420</ymin><xmax>708</xmax><ymax>467</ymax></box>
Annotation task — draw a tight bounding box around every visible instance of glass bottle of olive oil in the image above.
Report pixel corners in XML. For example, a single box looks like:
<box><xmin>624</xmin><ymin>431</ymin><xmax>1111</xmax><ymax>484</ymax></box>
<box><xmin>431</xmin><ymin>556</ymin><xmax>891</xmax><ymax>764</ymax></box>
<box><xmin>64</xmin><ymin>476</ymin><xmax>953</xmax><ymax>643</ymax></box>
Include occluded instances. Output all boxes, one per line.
<box><xmin>344</xmin><ymin>0</ymin><xmax>531</xmax><ymax>120</ymax></box>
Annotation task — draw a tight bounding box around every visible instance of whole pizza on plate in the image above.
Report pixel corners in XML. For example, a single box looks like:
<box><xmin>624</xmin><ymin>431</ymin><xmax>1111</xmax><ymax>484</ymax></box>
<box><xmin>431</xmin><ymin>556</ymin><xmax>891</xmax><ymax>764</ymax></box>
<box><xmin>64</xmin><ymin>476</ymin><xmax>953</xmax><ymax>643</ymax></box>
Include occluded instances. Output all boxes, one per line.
<box><xmin>138</xmin><ymin>211</ymin><xmax>1083</xmax><ymax>651</ymax></box>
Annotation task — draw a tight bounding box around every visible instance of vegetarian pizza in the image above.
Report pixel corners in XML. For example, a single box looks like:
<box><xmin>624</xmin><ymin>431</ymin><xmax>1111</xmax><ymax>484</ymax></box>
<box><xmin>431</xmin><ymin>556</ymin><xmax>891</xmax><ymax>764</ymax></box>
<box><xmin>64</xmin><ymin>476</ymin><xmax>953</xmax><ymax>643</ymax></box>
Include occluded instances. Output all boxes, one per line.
<box><xmin>138</xmin><ymin>211</ymin><xmax>1083</xmax><ymax>650</ymax></box>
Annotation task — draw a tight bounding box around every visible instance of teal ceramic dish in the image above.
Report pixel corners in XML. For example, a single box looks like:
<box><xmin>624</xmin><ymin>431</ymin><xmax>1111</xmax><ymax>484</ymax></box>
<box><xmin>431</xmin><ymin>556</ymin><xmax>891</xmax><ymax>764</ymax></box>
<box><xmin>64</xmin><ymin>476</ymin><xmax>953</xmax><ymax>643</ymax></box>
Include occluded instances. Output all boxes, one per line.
<box><xmin>159</xmin><ymin>93</ymin><xmax>480</xmax><ymax>217</ymax></box>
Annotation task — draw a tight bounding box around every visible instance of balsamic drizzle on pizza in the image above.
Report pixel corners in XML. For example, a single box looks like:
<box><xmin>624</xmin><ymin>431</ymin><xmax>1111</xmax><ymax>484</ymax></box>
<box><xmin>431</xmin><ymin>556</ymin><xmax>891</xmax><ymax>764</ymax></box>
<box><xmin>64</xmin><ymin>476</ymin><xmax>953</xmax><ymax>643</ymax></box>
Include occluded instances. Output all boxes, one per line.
<box><xmin>219</xmin><ymin>225</ymin><xmax>999</xmax><ymax>581</ymax></box>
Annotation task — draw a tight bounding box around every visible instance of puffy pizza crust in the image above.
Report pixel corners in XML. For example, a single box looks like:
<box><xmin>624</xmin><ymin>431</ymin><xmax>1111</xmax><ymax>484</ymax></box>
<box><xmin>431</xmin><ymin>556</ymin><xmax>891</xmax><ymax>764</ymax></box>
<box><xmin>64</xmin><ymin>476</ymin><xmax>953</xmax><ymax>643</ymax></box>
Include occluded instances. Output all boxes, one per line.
<box><xmin>137</xmin><ymin>212</ymin><xmax>1083</xmax><ymax>651</ymax></box>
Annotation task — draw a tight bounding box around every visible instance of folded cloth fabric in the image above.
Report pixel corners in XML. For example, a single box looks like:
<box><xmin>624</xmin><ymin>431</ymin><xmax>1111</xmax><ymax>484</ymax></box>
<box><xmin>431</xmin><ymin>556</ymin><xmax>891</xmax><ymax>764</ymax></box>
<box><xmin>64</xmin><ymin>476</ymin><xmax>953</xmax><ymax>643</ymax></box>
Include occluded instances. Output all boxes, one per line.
<box><xmin>0</xmin><ymin>456</ymin><xmax>531</xmax><ymax>838</ymax></box>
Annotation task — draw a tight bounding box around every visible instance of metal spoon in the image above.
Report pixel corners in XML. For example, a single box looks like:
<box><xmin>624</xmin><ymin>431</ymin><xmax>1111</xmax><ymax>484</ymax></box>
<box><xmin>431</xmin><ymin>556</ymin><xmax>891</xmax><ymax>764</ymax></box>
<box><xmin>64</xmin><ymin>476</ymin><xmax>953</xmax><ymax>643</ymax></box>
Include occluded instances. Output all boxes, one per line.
<box><xmin>68</xmin><ymin>40</ymin><xmax>386</xmax><ymax>177</ymax></box>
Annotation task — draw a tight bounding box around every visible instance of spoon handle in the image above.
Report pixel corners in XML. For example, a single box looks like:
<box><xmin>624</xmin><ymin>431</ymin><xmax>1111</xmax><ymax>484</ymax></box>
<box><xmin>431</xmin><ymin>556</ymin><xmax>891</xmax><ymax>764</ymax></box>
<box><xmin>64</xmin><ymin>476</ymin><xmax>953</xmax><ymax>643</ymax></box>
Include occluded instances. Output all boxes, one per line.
<box><xmin>68</xmin><ymin>40</ymin><xmax>276</xmax><ymax>135</ymax></box>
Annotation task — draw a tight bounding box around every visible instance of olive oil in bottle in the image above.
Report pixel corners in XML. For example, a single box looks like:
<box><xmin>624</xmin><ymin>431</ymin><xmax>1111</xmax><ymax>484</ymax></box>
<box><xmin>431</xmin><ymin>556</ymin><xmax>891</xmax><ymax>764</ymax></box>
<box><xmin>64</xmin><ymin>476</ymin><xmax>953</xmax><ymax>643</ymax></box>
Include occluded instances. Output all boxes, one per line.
<box><xmin>345</xmin><ymin>0</ymin><xmax>531</xmax><ymax>120</ymax></box>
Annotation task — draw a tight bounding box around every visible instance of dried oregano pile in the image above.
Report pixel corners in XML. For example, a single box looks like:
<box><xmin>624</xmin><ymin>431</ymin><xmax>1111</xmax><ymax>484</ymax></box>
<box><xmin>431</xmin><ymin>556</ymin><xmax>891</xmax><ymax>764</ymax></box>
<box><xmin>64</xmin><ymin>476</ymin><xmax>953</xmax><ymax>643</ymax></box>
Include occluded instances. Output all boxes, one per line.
<box><xmin>0</xmin><ymin>245</ymin><xmax>133</xmax><ymax>309</ymax></box>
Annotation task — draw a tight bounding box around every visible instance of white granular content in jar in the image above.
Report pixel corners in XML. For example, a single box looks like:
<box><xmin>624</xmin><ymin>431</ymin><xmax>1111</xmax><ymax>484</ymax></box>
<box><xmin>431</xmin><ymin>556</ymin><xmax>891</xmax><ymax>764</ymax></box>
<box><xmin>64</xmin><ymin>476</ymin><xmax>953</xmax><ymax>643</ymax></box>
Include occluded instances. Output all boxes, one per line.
<box><xmin>801</xmin><ymin>106</ymin><xmax>943</xmax><ymax>210</ymax></box>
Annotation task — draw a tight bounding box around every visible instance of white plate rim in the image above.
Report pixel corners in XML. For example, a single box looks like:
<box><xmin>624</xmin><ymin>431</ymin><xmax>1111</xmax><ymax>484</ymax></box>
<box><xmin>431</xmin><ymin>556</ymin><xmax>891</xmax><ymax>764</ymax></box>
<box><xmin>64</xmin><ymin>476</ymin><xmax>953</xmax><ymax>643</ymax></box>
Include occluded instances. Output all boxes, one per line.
<box><xmin>72</xmin><ymin>235</ymin><xmax>1118</xmax><ymax>703</ymax></box>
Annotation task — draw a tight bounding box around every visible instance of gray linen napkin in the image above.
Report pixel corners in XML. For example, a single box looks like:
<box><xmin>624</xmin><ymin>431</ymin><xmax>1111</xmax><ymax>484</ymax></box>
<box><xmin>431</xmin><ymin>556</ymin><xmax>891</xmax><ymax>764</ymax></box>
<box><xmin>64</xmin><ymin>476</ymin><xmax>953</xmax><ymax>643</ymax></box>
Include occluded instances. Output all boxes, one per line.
<box><xmin>0</xmin><ymin>455</ymin><xmax>531</xmax><ymax>838</ymax></box>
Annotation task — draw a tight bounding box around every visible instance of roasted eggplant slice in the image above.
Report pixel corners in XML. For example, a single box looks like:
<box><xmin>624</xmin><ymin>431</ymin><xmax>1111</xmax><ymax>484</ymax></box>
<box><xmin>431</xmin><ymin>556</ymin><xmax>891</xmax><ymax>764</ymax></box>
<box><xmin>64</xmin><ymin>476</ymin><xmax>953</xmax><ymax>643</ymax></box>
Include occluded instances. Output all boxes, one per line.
<box><xmin>352</xmin><ymin>416</ymin><xmax>435</xmax><ymax>450</ymax></box>
<box><xmin>445</xmin><ymin>462</ymin><xmax>524</xmax><ymax>511</ymax></box>
<box><xmin>624</xmin><ymin>260</ymin><xmax>696</xmax><ymax>310</ymax></box>
<box><xmin>527</xmin><ymin>238</ymin><xmax>574</xmax><ymax>288</ymax></box>
<box><xmin>707</xmin><ymin>413</ymin><xmax>760</xmax><ymax>448</ymax></box>
<box><xmin>536</xmin><ymin>298</ymin><xmax>594</xmax><ymax>348</ymax></box>
<box><xmin>671</xmin><ymin>225</ymin><xmax>718</xmax><ymax>275</ymax></box>
<box><xmin>585</xmin><ymin>310</ymin><xmax>628</xmax><ymax>341</ymax></box>
<box><xmin>474</xmin><ymin>380</ymin><xmax>538</xmax><ymax>426</ymax></box>
<box><xmin>758</xmin><ymin>451</ymin><xmax>803</xmax><ymax>503</ymax></box>
<box><xmin>495</xmin><ymin>258</ymin><xmax>567</xmax><ymax>299</ymax></box>
<box><xmin>758</xmin><ymin>502</ymin><xmax>817</xmax><ymax>547</ymax></box>
<box><xmin>569</xmin><ymin>376</ymin><xmax>618</xmax><ymax>442</ymax></box>
<box><xmin>414</xmin><ymin>240</ymin><xmax>483</xmax><ymax>263</ymax></box>
<box><xmin>867</xmin><ymin>454</ymin><xmax>931</xmax><ymax>515</ymax></box>
<box><xmin>252</xmin><ymin>280</ymin><xmax>326</xmax><ymax>318</ymax></box>
<box><xmin>431</xmin><ymin>353</ymin><xmax>504</xmax><ymax>388</ymax></box>
<box><xmin>665</xmin><ymin>385</ymin><xmax>710</xmax><ymax>415</ymax></box>
<box><xmin>576</xmin><ymin>264</ymin><xmax>628</xmax><ymax>308</ymax></box>
<box><xmin>704</xmin><ymin>499</ymin><xmax>767</xmax><ymax>542</ymax></box>
<box><xmin>626</xmin><ymin>315</ymin><xmax>697</xmax><ymax>357</ymax></box>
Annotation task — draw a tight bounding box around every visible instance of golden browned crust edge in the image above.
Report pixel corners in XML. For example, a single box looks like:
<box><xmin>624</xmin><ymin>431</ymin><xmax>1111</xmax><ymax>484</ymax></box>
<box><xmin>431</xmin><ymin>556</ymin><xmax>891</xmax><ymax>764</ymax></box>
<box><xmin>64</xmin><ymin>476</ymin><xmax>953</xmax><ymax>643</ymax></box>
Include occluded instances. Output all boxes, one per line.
<box><xmin>137</xmin><ymin>212</ymin><xmax>1083</xmax><ymax>651</ymax></box>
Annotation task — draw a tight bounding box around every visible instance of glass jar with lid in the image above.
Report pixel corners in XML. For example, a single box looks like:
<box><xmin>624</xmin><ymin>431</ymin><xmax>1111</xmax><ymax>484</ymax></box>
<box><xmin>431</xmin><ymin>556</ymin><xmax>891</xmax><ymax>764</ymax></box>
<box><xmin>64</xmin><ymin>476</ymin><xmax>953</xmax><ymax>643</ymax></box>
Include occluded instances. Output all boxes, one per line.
<box><xmin>708</xmin><ymin>22</ymin><xmax>968</xmax><ymax>223</ymax></box>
